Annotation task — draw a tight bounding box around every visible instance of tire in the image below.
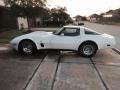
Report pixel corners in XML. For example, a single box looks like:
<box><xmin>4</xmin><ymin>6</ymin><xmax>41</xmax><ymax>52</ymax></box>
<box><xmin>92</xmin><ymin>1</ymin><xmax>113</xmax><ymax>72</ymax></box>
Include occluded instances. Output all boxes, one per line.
<box><xmin>18</xmin><ymin>40</ymin><xmax>37</xmax><ymax>55</ymax></box>
<box><xmin>79</xmin><ymin>42</ymin><xmax>97</xmax><ymax>57</ymax></box>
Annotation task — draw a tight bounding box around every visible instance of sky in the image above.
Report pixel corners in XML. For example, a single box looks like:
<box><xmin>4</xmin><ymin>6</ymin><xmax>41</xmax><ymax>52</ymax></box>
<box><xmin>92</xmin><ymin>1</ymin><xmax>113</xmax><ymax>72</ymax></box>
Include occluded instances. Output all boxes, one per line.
<box><xmin>0</xmin><ymin>0</ymin><xmax>120</xmax><ymax>17</ymax></box>
<box><xmin>0</xmin><ymin>0</ymin><xmax>4</xmax><ymax>5</ymax></box>
<box><xmin>47</xmin><ymin>0</ymin><xmax>120</xmax><ymax>17</ymax></box>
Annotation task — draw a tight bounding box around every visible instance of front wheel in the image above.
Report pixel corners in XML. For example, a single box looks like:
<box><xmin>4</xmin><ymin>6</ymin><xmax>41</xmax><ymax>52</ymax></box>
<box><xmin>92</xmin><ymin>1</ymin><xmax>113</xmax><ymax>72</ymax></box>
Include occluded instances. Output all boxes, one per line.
<box><xmin>79</xmin><ymin>42</ymin><xmax>97</xmax><ymax>57</ymax></box>
<box><xmin>18</xmin><ymin>40</ymin><xmax>37</xmax><ymax>55</ymax></box>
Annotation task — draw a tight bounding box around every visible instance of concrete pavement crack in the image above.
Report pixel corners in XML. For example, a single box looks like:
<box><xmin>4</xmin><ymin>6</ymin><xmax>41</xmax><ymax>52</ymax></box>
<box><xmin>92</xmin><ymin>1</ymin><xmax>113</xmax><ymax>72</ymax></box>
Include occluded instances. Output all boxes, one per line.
<box><xmin>23</xmin><ymin>51</ymin><xmax>48</xmax><ymax>90</ymax></box>
<box><xmin>51</xmin><ymin>53</ymin><xmax>62</xmax><ymax>90</ymax></box>
<box><xmin>90</xmin><ymin>58</ymin><xmax>109</xmax><ymax>90</ymax></box>
<box><xmin>112</xmin><ymin>48</ymin><xmax>120</xmax><ymax>55</ymax></box>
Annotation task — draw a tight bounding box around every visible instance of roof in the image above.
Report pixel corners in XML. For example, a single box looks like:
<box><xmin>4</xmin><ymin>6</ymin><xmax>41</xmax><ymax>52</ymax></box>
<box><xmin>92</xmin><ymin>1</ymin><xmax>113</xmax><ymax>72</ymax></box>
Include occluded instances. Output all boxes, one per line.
<box><xmin>106</xmin><ymin>10</ymin><xmax>114</xmax><ymax>14</ymax></box>
<box><xmin>89</xmin><ymin>14</ymin><xmax>100</xmax><ymax>18</ymax></box>
<box><xmin>64</xmin><ymin>25</ymin><xmax>84</xmax><ymax>29</ymax></box>
<box><xmin>73</xmin><ymin>15</ymin><xmax>83</xmax><ymax>18</ymax></box>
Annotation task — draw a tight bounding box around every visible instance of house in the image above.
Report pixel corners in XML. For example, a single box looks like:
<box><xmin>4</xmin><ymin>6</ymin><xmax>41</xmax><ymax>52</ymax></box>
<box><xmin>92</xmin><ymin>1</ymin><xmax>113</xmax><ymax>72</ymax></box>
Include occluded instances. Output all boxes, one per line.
<box><xmin>74</xmin><ymin>15</ymin><xmax>83</xmax><ymax>21</ymax></box>
<box><xmin>0</xmin><ymin>6</ymin><xmax>17</xmax><ymax>29</ymax></box>
<box><xmin>102</xmin><ymin>9</ymin><xmax>120</xmax><ymax>22</ymax></box>
<box><xmin>0</xmin><ymin>6</ymin><xmax>29</xmax><ymax>30</ymax></box>
<box><xmin>89</xmin><ymin>14</ymin><xmax>100</xmax><ymax>22</ymax></box>
<box><xmin>102</xmin><ymin>10</ymin><xmax>113</xmax><ymax>18</ymax></box>
<box><xmin>102</xmin><ymin>9</ymin><xmax>120</xmax><ymax>18</ymax></box>
<box><xmin>0</xmin><ymin>6</ymin><xmax>46</xmax><ymax>30</ymax></box>
<box><xmin>113</xmin><ymin>9</ymin><xmax>120</xmax><ymax>17</ymax></box>
<box><xmin>73</xmin><ymin>15</ymin><xmax>83</xmax><ymax>25</ymax></box>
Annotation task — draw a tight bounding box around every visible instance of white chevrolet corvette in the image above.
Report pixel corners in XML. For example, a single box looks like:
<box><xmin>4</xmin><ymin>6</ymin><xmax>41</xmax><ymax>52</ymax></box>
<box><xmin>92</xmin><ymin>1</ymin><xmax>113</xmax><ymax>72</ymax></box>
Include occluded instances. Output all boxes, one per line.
<box><xmin>10</xmin><ymin>25</ymin><xmax>116</xmax><ymax>57</ymax></box>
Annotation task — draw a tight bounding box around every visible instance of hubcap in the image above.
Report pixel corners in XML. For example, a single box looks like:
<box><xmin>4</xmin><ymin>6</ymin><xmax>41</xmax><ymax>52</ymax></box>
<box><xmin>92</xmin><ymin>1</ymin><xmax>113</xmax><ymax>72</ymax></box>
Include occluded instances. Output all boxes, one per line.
<box><xmin>22</xmin><ymin>41</ymin><xmax>33</xmax><ymax>54</ymax></box>
<box><xmin>83</xmin><ymin>45</ymin><xmax>94</xmax><ymax>55</ymax></box>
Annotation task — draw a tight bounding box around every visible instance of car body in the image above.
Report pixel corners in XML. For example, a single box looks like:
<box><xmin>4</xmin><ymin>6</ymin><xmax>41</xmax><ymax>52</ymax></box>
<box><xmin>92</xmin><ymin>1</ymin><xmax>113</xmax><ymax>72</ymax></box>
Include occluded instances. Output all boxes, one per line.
<box><xmin>10</xmin><ymin>25</ymin><xmax>116</xmax><ymax>57</ymax></box>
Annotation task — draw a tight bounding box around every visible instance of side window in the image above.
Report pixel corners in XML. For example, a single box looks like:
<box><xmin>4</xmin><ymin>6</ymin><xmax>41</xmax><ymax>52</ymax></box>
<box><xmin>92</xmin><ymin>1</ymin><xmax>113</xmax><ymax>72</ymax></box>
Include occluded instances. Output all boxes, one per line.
<box><xmin>84</xmin><ymin>29</ymin><xmax>100</xmax><ymax>35</ymax></box>
<box><xmin>60</xmin><ymin>28</ymin><xmax>80</xmax><ymax>36</ymax></box>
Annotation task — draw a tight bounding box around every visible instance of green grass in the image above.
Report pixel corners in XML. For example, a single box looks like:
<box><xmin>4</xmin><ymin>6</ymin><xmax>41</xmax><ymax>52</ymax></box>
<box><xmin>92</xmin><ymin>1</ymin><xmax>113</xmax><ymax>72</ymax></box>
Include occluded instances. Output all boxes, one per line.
<box><xmin>0</xmin><ymin>30</ymin><xmax>25</xmax><ymax>43</ymax></box>
<box><xmin>0</xmin><ymin>28</ymin><xmax>59</xmax><ymax>43</ymax></box>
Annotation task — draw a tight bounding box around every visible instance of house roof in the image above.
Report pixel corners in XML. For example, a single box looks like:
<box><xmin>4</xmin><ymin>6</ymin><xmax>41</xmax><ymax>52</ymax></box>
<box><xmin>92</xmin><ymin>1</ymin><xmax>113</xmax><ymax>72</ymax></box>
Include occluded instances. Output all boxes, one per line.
<box><xmin>89</xmin><ymin>14</ymin><xmax>100</xmax><ymax>18</ymax></box>
<box><xmin>114</xmin><ymin>8</ymin><xmax>120</xmax><ymax>14</ymax></box>
<box><xmin>102</xmin><ymin>9</ymin><xmax>120</xmax><ymax>16</ymax></box>
<box><xmin>106</xmin><ymin>10</ymin><xmax>114</xmax><ymax>14</ymax></box>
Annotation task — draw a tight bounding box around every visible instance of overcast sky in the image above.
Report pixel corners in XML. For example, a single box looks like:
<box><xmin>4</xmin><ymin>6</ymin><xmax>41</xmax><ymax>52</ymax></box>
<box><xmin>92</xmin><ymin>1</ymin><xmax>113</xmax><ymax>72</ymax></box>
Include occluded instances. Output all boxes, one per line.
<box><xmin>47</xmin><ymin>0</ymin><xmax>120</xmax><ymax>17</ymax></box>
<box><xmin>0</xmin><ymin>0</ymin><xmax>120</xmax><ymax>17</ymax></box>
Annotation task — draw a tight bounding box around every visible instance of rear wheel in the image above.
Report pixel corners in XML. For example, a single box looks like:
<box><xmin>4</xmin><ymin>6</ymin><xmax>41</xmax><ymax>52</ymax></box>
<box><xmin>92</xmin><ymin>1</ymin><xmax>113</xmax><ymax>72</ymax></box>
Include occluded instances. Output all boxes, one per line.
<box><xmin>18</xmin><ymin>40</ymin><xmax>37</xmax><ymax>55</ymax></box>
<box><xmin>79</xmin><ymin>42</ymin><xmax>97</xmax><ymax>57</ymax></box>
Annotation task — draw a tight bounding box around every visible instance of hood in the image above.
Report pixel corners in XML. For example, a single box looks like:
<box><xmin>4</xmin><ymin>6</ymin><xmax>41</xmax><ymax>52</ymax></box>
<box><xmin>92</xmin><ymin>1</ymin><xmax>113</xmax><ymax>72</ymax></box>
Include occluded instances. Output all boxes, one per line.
<box><xmin>29</xmin><ymin>31</ymin><xmax>52</xmax><ymax>36</ymax></box>
<box><xmin>102</xmin><ymin>33</ymin><xmax>114</xmax><ymax>38</ymax></box>
<box><xmin>13</xmin><ymin>31</ymin><xmax>52</xmax><ymax>40</ymax></box>
<box><xmin>10</xmin><ymin>31</ymin><xmax>53</xmax><ymax>44</ymax></box>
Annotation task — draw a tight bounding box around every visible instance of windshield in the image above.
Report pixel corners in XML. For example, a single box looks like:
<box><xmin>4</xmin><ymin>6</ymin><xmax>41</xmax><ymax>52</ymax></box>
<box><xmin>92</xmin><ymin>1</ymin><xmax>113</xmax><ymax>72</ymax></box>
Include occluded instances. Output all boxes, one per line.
<box><xmin>52</xmin><ymin>28</ymin><xmax>63</xmax><ymax>35</ymax></box>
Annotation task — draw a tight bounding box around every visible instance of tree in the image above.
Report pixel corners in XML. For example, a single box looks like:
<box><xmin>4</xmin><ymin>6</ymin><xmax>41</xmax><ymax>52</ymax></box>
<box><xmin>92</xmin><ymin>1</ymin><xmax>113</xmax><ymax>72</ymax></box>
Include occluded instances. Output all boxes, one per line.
<box><xmin>4</xmin><ymin>0</ymin><xmax>47</xmax><ymax>30</ymax></box>
<box><xmin>50</xmin><ymin>7</ymin><xmax>70</xmax><ymax>23</ymax></box>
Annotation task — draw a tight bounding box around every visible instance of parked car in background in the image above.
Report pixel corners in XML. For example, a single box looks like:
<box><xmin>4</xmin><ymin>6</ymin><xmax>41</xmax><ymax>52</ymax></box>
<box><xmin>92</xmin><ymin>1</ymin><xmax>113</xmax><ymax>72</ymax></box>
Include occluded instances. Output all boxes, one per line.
<box><xmin>10</xmin><ymin>25</ymin><xmax>116</xmax><ymax>57</ymax></box>
<box><xmin>78</xmin><ymin>22</ymin><xmax>84</xmax><ymax>25</ymax></box>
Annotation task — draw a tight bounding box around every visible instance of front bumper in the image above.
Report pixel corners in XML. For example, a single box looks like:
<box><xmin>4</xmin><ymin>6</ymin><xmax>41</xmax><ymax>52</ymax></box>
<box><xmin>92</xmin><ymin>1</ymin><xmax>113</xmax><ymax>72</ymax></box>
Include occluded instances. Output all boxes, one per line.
<box><xmin>10</xmin><ymin>40</ymin><xmax>19</xmax><ymax>50</ymax></box>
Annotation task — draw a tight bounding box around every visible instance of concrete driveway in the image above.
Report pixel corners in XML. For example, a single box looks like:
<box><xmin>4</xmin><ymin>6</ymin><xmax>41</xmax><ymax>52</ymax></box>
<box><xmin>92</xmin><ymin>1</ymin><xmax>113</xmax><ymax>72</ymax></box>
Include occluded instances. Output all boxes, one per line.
<box><xmin>0</xmin><ymin>44</ymin><xmax>120</xmax><ymax>90</ymax></box>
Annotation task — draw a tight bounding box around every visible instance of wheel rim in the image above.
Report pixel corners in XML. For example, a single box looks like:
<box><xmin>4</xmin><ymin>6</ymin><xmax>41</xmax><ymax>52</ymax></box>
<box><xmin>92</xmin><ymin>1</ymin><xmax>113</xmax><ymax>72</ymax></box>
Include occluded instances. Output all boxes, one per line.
<box><xmin>83</xmin><ymin>45</ymin><xmax>94</xmax><ymax>56</ymax></box>
<box><xmin>22</xmin><ymin>41</ymin><xmax>33</xmax><ymax>54</ymax></box>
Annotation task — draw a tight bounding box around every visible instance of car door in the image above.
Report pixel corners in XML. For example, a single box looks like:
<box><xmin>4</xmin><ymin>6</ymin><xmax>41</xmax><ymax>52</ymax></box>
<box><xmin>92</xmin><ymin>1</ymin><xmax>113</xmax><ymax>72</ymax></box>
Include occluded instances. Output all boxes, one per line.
<box><xmin>50</xmin><ymin>27</ymin><xmax>80</xmax><ymax>50</ymax></box>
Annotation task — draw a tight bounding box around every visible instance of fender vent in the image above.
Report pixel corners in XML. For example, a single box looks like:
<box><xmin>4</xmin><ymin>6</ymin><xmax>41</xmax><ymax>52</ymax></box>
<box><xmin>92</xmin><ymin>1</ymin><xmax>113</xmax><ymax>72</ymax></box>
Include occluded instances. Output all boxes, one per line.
<box><xmin>40</xmin><ymin>43</ymin><xmax>44</xmax><ymax>47</ymax></box>
<box><xmin>107</xmin><ymin>44</ymin><xmax>111</xmax><ymax>46</ymax></box>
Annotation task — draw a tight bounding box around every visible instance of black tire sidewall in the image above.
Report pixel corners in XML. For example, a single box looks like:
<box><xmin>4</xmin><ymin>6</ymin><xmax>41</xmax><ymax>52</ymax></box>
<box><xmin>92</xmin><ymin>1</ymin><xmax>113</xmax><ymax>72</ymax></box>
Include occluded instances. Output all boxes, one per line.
<box><xmin>79</xmin><ymin>42</ymin><xmax>97</xmax><ymax>57</ymax></box>
<box><xmin>18</xmin><ymin>40</ymin><xmax>36</xmax><ymax>55</ymax></box>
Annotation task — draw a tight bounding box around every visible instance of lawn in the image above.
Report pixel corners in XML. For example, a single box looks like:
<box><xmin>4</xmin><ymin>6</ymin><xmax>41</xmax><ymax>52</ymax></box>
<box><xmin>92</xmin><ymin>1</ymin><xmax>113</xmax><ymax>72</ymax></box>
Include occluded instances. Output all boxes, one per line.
<box><xmin>0</xmin><ymin>30</ymin><xmax>25</xmax><ymax>43</ymax></box>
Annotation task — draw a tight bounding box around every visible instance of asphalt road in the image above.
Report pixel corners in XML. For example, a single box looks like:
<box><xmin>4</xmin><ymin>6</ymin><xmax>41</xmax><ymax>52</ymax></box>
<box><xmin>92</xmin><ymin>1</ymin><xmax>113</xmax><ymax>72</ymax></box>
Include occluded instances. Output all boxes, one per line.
<box><xmin>84</xmin><ymin>22</ymin><xmax>120</xmax><ymax>50</ymax></box>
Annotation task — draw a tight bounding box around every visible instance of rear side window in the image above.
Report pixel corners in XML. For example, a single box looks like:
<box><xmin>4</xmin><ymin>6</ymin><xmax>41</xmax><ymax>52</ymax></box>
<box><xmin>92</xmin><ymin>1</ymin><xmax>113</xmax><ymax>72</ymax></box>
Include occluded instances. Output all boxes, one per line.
<box><xmin>84</xmin><ymin>29</ymin><xmax>100</xmax><ymax>35</ymax></box>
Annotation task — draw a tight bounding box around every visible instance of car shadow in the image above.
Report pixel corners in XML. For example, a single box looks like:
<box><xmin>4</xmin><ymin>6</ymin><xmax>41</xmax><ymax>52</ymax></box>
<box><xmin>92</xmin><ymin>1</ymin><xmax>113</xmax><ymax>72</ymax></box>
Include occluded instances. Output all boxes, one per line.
<box><xmin>0</xmin><ymin>50</ymin><xmax>47</xmax><ymax>61</ymax></box>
